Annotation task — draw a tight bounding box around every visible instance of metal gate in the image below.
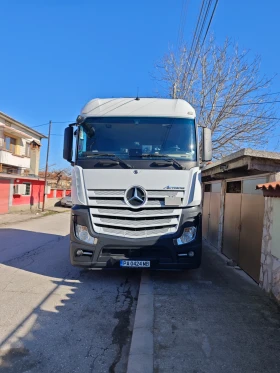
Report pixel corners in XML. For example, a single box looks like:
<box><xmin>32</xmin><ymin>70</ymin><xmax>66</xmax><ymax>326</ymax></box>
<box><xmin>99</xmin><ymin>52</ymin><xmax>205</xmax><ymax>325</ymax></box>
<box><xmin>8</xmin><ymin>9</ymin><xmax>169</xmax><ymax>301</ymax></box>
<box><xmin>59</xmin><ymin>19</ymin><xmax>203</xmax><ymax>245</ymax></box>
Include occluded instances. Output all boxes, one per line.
<box><xmin>222</xmin><ymin>179</ymin><xmax>265</xmax><ymax>282</ymax></box>
<box><xmin>202</xmin><ymin>192</ymin><xmax>210</xmax><ymax>239</ymax></box>
<box><xmin>239</xmin><ymin>194</ymin><xmax>265</xmax><ymax>282</ymax></box>
<box><xmin>208</xmin><ymin>193</ymin><xmax>220</xmax><ymax>248</ymax></box>
<box><xmin>222</xmin><ymin>193</ymin><xmax>242</xmax><ymax>263</ymax></box>
<box><xmin>202</xmin><ymin>185</ymin><xmax>220</xmax><ymax>248</ymax></box>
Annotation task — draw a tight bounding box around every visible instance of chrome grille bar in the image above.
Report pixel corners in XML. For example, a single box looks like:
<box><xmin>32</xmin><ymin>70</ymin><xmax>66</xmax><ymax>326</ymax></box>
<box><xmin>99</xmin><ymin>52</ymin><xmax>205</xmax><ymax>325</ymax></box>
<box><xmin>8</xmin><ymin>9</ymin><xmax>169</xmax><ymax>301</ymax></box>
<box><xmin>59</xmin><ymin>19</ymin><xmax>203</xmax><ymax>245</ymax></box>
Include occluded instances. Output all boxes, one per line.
<box><xmin>87</xmin><ymin>188</ymin><xmax>185</xmax><ymax>238</ymax></box>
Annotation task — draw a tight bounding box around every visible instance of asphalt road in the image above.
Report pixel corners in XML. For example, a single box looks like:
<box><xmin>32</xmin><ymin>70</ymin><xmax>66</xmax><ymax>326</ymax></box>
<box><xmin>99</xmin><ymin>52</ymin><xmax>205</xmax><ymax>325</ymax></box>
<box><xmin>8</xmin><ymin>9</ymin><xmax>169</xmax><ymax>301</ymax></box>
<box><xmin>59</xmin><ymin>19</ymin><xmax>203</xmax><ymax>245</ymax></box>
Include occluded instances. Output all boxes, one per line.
<box><xmin>1</xmin><ymin>212</ymin><xmax>280</xmax><ymax>373</ymax></box>
<box><xmin>0</xmin><ymin>212</ymin><xmax>140</xmax><ymax>373</ymax></box>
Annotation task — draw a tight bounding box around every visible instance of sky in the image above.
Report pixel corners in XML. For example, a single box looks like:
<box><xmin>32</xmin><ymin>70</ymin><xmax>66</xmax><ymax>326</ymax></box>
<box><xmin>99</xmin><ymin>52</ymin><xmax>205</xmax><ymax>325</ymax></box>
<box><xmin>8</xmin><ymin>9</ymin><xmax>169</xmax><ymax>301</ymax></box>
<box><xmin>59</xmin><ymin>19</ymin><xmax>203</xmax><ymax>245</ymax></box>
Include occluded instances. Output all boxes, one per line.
<box><xmin>0</xmin><ymin>0</ymin><xmax>280</xmax><ymax>170</ymax></box>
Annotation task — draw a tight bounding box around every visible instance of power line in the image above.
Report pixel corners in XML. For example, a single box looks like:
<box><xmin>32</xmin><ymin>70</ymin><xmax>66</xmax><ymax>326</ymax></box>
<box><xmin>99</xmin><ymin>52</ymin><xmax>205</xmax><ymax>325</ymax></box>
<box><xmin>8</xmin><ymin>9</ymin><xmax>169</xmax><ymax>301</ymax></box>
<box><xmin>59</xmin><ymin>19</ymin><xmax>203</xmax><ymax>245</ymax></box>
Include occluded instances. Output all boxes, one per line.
<box><xmin>177</xmin><ymin>1</ymin><xmax>185</xmax><ymax>50</ymax></box>
<box><xmin>177</xmin><ymin>0</ymin><xmax>190</xmax><ymax>51</ymax></box>
<box><xmin>201</xmin><ymin>0</ymin><xmax>219</xmax><ymax>46</ymax></box>
<box><xmin>31</xmin><ymin>121</ymin><xmax>73</xmax><ymax>129</ymax></box>
<box><xmin>180</xmin><ymin>0</ymin><xmax>212</xmax><ymax>93</ymax></box>
<box><xmin>187</xmin><ymin>0</ymin><xmax>219</xmax><ymax>89</ymax></box>
<box><xmin>221</xmin><ymin>111</ymin><xmax>280</xmax><ymax>121</ymax></box>
<box><xmin>42</xmin><ymin>120</ymin><xmax>52</xmax><ymax>212</ymax></box>
<box><xmin>31</xmin><ymin>123</ymin><xmax>49</xmax><ymax>128</ymax></box>
<box><xmin>262</xmin><ymin>91</ymin><xmax>280</xmax><ymax>97</ymax></box>
<box><xmin>197</xmin><ymin>109</ymin><xmax>280</xmax><ymax>121</ymax></box>
<box><xmin>187</xmin><ymin>0</ymin><xmax>207</xmax><ymax>61</ymax></box>
<box><xmin>196</xmin><ymin>99</ymin><xmax>280</xmax><ymax>109</ymax></box>
<box><xmin>188</xmin><ymin>0</ymin><xmax>212</xmax><ymax>73</ymax></box>
<box><xmin>52</xmin><ymin>121</ymin><xmax>74</xmax><ymax>124</ymax></box>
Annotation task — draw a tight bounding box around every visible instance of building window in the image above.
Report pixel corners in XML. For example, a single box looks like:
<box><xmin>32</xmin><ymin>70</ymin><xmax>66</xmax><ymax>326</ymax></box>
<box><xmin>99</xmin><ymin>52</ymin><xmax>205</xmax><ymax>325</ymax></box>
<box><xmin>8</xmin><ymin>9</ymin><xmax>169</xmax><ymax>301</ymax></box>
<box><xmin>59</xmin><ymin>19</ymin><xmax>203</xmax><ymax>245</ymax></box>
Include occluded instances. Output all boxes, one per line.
<box><xmin>4</xmin><ymin>136</ymin><xmax>16</xmax><ymax>154</ymax></box>
<box><xmin>204</xmin><ymin>184</ymin><xmax>211</xmax><ymax>192</ymax></box>
<box><xmin>226</xmin><ymin>181</ymin><xmax>242</xmax><ymax>193</ymax></box>
<box><xmin>25</xmin><ymin>142</ymin><xmax>31</xmax><ymax>157</ymax></box>
<box><xmin>23</xmin><ymin>182</ymin><xmax>31</xmax><ymax>195</ymax></box>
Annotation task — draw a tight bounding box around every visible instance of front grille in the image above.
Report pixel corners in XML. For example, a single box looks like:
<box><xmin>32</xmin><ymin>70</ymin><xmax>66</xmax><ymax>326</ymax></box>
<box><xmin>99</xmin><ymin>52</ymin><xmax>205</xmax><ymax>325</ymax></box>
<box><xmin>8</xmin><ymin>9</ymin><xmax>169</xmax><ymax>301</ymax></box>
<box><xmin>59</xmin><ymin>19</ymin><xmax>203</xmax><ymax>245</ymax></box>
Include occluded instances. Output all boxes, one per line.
<box><xmin>87</xmin><ymin>189</ymin><xmax>183</xmax><ymax>198</ymax></box>
<box><xmin>88</xmin><ymin>189</ymin><xmax>184</xmax><ymax>238</ymax></box>
<box><xmin>95</xmin><ymin>216</ymin><xmax>175</xmax><ymax>228</ymax></box>
<box><xmin>90</xmin><ymin>199</ymin><xmax>165</xmax><ymax>208</ymax></box>
<box><xmin>101</xmin><ymin>246</ymin><xmax>171</xmax><ymax>259</ymax></box>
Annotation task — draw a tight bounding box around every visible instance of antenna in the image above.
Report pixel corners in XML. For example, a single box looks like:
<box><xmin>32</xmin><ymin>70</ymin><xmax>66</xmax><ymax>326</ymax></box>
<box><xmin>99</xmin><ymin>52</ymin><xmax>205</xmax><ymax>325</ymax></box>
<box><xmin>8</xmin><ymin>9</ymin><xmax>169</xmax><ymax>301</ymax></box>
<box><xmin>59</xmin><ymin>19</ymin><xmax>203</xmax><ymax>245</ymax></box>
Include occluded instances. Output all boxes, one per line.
<box><xmin>135</xmin><ymin>87</ymin><xmax>140</xmax><ymax>100</ymax></box>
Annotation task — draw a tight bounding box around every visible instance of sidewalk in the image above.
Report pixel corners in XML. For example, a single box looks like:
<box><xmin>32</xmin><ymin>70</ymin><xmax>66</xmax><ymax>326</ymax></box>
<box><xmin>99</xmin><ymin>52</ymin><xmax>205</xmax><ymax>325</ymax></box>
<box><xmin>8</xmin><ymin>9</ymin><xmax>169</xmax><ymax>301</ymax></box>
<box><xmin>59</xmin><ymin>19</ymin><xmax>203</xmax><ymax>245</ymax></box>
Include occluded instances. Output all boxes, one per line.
<box><xmin>152</xmin><ymin>244</ymin><xmax>280</xmax><ymax>373</ymax></box>
<box><xmin>0</xmin><ymin>207</ymin><xmax>70</xmax><ymax>226</ymax></box>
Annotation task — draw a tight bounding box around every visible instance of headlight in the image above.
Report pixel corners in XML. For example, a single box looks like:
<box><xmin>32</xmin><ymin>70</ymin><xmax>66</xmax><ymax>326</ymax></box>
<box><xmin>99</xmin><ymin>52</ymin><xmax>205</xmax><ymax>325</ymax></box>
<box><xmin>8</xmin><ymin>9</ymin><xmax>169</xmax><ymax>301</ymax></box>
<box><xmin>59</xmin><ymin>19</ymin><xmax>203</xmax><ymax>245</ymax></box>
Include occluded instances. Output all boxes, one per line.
<box><xmin>176</xmin><ymin>226</ymin><xmax>196</xmax><ymax>245</ymax></box>
<box><xmin>72</xmin><ymin>166</ymin><xmax>87</xmax><ymax>205</ymax></box>
<box><xmin>75</xmin><ymin>224</ymin><xmax>96</xmax><ymax>245</ymax></box>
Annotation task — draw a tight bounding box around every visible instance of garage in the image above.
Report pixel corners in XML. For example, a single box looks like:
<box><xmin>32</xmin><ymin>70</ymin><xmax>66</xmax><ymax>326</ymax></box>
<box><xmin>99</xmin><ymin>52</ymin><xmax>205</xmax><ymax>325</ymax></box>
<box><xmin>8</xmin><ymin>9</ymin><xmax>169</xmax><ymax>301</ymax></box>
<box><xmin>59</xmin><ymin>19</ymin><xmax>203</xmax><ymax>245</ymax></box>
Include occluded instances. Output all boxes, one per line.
<box><xmin>202</xmin><ymin>149</ymin><xmax>280</xmax><ymax>283</ymax></box>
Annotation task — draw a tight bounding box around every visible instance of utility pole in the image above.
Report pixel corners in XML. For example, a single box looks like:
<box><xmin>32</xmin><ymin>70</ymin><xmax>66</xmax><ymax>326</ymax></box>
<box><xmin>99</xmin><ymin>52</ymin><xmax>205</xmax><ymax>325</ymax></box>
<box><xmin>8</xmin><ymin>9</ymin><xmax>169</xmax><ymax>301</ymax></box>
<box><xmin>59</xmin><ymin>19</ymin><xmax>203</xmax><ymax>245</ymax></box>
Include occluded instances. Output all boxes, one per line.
<box><xmin>42</xmin><ymin>120</ymin><xmax>52</xmax><ymax>212</ymax></box>
<box><xmin>172</xmin><ymin>82</ymin><xmax>177</xmax><ymax>99</ymax></box>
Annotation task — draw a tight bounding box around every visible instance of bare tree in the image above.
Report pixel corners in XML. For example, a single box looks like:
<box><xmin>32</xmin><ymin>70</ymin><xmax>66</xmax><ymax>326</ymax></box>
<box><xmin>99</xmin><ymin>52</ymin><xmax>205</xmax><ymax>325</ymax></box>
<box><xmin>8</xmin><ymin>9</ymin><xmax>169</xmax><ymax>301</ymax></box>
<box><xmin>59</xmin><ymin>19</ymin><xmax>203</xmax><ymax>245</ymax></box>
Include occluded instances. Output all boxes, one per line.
<box><xmin>39</xmin><ymin>167</ymin><xmax>72</xmax><ymax>189</ymax></box>
<box><xmin>154</xmin><ymin>38</ymin><xmax>279</xmax><ymax>158</ymax></box>
<box><xmin>51</xmin><ymin>169</ymin><xmax>70</xmax><ymax>188</ymax></box>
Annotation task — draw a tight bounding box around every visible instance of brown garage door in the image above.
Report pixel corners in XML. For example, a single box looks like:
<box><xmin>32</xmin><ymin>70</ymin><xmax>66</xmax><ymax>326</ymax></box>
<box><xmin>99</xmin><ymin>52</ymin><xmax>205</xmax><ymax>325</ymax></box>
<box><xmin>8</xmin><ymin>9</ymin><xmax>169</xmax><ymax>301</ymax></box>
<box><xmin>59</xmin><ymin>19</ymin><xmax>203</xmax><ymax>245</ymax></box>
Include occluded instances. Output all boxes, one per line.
<box><xmin>208</xmin><ymin>192</ymin><xmax>220</xmax><ymax>248</ymax></box>
<box><xmin>222</xmin><ymin>193</ymin><xmax>242</xmax><ymax>263</ymax></box>
<box><xmin>222</xmin><ymin>179</ymin><xmax>265</xmax><ymax>282</ymax></box>
<box><xmin>239</xmin><ymin>194</ymin><xmax>264</xmax><ymax>282</ymax></box>
<box><xmin>202</xmin><ymin>184</ymin><xmax>220</xmax><ymax>248</ymax></box>
<box><xmin>202</xmin><ymin>192</ymin><xmax>210</xmax><ymax>239</ymax></box>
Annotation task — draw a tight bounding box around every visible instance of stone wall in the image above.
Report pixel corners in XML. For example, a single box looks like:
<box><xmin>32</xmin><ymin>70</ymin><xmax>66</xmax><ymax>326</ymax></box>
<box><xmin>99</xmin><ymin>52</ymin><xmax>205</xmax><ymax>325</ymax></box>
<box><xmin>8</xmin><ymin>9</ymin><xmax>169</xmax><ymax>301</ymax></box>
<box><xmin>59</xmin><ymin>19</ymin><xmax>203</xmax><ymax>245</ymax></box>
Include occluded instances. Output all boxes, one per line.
<box><xmin>259</xmin><ymin>197</ymin><xmax>280</xmax><ymax>302</ymax></box>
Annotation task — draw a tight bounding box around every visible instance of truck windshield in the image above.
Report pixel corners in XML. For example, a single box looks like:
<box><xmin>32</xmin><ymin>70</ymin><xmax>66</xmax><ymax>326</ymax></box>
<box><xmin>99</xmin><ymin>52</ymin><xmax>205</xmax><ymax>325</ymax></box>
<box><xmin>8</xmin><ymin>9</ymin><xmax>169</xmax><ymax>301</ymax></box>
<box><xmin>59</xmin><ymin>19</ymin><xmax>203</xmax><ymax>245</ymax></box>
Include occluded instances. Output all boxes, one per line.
<box><xmin>77</xmin><ymin>117</ymin><xmax>197</xmax><ymax>161</ymax></box>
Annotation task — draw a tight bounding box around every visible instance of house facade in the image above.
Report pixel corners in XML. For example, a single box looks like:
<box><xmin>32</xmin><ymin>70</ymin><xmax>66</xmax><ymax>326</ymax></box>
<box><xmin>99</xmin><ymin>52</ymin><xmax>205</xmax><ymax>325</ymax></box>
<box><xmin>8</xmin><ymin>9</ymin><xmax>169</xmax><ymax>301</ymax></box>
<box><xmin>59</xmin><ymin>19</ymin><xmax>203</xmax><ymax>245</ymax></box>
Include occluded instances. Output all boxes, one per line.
<box><xmin>0</xmin><ymin>111</ymin><xmax>46</xmax><ymax>176</ymax></box>
<box><xmin>0</xmin><ymin>112</ymin><xmax>48</xmax><ymax>213</ymax></box>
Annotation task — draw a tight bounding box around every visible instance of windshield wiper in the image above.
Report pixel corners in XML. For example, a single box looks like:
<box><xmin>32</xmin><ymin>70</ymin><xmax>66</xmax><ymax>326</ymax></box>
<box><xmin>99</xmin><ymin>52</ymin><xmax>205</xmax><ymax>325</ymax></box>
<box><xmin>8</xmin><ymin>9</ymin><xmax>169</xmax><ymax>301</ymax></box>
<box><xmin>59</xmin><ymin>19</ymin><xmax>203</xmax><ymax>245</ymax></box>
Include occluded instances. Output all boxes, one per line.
<box><xmin>141</xmin><ymin>154</ymin><xmax>184</xmax><ymax>170</ymax></box>
<box><xmin>82</xmin><ymin>152</ymin><xmax>132</xmax><ymax>169</ymax></box>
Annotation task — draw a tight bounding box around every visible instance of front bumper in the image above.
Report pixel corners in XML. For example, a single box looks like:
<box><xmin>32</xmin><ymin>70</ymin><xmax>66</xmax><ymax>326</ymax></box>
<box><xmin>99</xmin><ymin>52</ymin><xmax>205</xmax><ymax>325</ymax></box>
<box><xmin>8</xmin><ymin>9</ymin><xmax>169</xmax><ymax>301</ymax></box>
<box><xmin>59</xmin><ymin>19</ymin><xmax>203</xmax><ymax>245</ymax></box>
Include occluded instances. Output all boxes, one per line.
<box><xmin>70</xmin><ymin>205</ymin><xmax>202</xmax><ymax>269</ymax></box>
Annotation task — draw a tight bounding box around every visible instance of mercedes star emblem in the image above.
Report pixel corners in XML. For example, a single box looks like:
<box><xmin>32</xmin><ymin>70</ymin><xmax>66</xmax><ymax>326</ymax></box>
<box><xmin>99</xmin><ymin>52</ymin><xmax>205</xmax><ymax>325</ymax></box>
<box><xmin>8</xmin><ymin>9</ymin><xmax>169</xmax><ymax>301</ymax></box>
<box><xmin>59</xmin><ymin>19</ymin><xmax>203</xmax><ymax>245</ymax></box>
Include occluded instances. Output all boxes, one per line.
<box><xmin>125</xmin><ymin>186</ymin><xmax>147</xmax><ymax>208</ymax></box>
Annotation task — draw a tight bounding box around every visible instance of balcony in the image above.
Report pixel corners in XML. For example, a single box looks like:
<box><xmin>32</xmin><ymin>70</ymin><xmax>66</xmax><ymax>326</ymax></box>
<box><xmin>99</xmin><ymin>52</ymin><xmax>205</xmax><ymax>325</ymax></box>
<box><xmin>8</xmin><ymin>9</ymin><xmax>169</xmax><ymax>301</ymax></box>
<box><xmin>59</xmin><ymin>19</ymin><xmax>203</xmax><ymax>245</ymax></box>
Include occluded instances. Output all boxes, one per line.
<box><xmin>0</xmin><ymin>149</ymin><xmax>30</xmax><ymax>169</ymax></box>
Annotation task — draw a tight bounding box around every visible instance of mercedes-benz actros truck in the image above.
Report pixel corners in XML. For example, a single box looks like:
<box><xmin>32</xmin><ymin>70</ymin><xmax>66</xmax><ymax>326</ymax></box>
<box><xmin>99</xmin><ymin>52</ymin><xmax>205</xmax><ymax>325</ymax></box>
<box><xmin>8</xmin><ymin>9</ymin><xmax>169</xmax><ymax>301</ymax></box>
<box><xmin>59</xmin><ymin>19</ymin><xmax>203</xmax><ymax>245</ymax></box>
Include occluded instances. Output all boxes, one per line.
<box><xmin>63</xmin><ymin>98</ymin><xmax>212</xmax><ymax>269</ymax></box>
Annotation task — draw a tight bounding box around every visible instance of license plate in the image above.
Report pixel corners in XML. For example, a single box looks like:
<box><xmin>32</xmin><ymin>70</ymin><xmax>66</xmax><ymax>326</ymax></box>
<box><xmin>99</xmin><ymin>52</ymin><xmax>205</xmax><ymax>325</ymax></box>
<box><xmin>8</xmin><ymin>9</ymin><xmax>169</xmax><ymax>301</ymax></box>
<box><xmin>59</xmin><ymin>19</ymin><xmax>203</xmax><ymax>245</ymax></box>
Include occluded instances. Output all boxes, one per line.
<box><xmin>120</xmin><ymin>260</ymin><xmax>150</xmax><ymax>268</ymax></box>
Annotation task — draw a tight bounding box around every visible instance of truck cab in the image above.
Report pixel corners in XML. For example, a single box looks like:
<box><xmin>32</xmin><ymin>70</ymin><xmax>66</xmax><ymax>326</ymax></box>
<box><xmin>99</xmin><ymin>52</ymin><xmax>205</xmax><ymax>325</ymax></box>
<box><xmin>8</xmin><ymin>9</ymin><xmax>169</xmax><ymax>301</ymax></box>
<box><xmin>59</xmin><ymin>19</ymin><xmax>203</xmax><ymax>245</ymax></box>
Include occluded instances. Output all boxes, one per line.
<box><xmin>63</xmin><ymin>98</ymin><xmax>212</xmax><ymax>269</ymax></box>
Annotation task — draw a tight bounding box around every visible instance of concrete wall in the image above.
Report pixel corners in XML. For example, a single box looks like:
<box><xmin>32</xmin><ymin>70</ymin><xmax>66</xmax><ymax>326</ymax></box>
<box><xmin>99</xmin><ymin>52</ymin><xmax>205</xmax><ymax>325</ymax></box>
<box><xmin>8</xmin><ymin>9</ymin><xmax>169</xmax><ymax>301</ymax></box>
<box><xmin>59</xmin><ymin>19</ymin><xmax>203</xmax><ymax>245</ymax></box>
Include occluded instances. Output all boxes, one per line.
<box><xmin>0</xmin><ymin>179</ymin><xmax>71</xmax><ymax>214</ymax></box>
<box><xmin>29</xmin><ymin>143</ymin><xmax>40</xmax><ymax>175</ymax></box>
<box><xmin>0</xmin><ymin>178</ymin><xmax>10</xmax><ymax>214</ymax></box>
<box><xmin>0</xmin><ymin>125</ymin><xmax>4</xmax><ymax>148</ymax></box>
<box><xmin>259</xmin><ymin>197</ymin><xmax>280</xmax><ymax>302</ymax></box>
<box><xmin>9</xmin><ymin>197</ymin><xmax>62</xmax><ymax>212</ymax></box>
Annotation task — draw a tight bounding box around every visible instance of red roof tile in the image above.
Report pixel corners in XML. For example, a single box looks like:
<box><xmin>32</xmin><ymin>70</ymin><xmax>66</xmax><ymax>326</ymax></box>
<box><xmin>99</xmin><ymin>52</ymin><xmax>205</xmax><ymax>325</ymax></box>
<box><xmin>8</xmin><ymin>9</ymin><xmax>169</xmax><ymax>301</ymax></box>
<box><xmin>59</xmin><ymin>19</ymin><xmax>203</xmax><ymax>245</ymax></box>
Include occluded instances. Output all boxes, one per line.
<box><xmin>256</xmin><ymin>181</ymin><xmax>280</xmax><ymax>190</ymax></box>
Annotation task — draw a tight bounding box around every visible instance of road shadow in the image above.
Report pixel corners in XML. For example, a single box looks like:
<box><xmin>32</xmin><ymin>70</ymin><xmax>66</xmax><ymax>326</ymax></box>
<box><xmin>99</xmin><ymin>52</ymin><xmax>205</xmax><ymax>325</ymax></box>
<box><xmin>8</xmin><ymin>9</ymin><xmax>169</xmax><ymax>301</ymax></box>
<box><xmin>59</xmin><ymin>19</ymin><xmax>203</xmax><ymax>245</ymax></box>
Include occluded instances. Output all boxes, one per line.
<box><xmin>0</xmin><ymin>229</ymin><xmax>140</xmax><ymax>373</ymax></box>
<box><xmin>152</xmin><ymin>244</ymin><xmax>280</xmax><ymax>373</ymax></box>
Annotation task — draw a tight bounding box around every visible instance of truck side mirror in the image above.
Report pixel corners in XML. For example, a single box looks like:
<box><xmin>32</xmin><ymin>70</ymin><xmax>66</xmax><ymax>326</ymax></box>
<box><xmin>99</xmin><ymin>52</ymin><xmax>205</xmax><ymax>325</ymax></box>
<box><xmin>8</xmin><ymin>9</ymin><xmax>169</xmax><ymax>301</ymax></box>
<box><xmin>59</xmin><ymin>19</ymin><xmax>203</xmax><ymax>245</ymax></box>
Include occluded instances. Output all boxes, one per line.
<box><xmin>202</xmin><ymin>127</ymin><xmax>212</xmax><ymax>162</ymax></box>
<box><xmin>63</xmin><ymin>126</ymin><xmax>74</xmax><ymax>163</ymax></box>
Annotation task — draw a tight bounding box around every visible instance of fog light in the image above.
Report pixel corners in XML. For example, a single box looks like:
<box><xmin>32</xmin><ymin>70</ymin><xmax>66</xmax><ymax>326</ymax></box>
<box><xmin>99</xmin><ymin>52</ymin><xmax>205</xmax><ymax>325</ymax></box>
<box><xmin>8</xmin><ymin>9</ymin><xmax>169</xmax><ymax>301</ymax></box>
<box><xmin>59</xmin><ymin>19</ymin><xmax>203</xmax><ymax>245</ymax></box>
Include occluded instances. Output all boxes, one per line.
<box><xmin>177</xmin><ymin>227</ymin><xmax>196</xmax><ymax>245</ymax></box>
<box><xmin>75</xmin><ymin>224</ymin><xmax>96</xmax><ymax>244</ymax></box>
<box><xmin>188</xmin><ymin>251</ymin><xmax>195</xmax><ymax>257</ymax></box>
<box><xmin>76</xmin><ymin>249</ymin><xmax>93</xmax><ymax>257</ymax></box>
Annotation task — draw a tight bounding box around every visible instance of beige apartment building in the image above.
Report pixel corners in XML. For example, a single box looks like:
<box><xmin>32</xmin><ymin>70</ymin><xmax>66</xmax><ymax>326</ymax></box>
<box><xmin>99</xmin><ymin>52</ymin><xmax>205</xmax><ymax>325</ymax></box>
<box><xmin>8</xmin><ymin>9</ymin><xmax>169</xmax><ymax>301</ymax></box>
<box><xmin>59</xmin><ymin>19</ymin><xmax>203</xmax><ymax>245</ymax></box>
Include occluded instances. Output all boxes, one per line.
<box><xmin>0</xmin><ymin>111</ymin><xmax>46</xmax><ymax>176</ymax></box>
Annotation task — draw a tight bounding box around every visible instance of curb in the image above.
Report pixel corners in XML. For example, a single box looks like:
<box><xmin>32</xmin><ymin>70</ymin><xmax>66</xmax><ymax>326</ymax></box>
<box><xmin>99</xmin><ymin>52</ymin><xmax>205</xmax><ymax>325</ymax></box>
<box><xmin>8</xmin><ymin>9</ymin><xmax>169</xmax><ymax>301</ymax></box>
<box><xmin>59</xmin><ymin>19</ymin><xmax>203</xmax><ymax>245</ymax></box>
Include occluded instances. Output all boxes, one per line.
<box><xmin>127</xmin><ymin>270</ymin><xmax>154</xmax><ymax>373</ymax></box>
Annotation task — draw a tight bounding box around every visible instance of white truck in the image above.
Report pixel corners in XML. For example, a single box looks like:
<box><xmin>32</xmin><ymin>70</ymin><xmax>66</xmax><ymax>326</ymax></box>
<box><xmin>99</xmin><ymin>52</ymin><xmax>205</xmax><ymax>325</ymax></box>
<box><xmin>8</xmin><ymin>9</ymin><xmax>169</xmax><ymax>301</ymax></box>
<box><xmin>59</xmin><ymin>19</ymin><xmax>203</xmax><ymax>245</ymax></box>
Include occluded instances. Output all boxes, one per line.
<box><xmin>63</xmin><ymin>98</ymin><xmax>212</xmax><ymax>269</ymax></box>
